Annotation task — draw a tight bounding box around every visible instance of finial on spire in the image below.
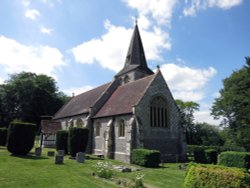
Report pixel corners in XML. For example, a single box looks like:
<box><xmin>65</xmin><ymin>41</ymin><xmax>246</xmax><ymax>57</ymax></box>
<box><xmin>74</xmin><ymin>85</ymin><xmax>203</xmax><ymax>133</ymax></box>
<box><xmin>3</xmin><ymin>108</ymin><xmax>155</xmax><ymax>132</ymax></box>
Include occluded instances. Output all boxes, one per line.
<box><xmin>134</xmin><ymin>15</ymin><xmax>138</xmax><ymax>25</ymax></box>
<box><xmin>157</xmin><ymin>65</ymin><xmax>160</xmax><ymax>70</ymax></box>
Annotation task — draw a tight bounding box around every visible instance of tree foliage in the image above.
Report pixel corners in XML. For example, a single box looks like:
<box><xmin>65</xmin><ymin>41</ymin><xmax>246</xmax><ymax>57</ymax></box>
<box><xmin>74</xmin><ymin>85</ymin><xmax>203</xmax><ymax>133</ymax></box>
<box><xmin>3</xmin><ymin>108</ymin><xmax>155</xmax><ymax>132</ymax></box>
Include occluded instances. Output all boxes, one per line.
<box><xmin>176</xmin><ymin>99</ymin><xmax>199</xmax><ymax>144</ymax></box>
<box><xmin>212</xmin><ymin>57</ymin><xmax>250</xmax><ymax>151</ymax></box>
<box><xmin>0</xmin><ymin>72</ymin><xmax>69</xmax><ymax>127</ymax></box>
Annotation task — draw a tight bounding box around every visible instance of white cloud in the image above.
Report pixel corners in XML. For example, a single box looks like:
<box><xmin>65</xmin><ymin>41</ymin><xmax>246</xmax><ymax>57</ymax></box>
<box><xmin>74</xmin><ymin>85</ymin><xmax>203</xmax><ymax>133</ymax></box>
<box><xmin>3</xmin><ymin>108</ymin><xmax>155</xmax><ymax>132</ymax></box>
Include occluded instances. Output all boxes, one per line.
<box><xmin>0</xmin><ymin>77</ymin><xmax>4</xmax><ymax>84</ymax></box>
<box><xmin>25</xmin><ymin>9</ymin><xmax>40</xmax><ymax>20</ymax></box>
<box><xmin>208</xmin><ymin>0</ymin><xmax>243</xmax><ymax>9</ymax></box>
<box><xmin>71</xmin><ymin>20</ymin><xmax>171</xmax><ymax>72</ymax></box>
<box><xmin>194</xmin><ymin>110</ymin><xmax>221</xmax><ymax>125</ymax></box>
<box><xmin>21</xmin><ymin>0</ymin><xmax>30</xmax><ymax>7</ymax></box>
<box><xmin>0</xmin><ymin>36</ymin><xmax>66</xmax><ymax>78</ymax></box>
<box><xmin>160</xmin><ymin>63</ymin><xmax>217</xmax><ymax>101</ymax></box>
<box><xmin>40</xmin><ymin>26</ymin><xmax>54</xmax><ymax>34</ymax></box>
<box><xmin>124</xmin><ymin>0</ymin><xmax>178</xmax><ymax>26</ymax></box>
<box><xmin>183</xmin><ymin>0</ymin><xmax>243</xmax><ymax>16</ymax></box>
<box><xmin>62</xmin><ymin>85</ymin><xmax>94</xmax><ymax>96</ymax></box>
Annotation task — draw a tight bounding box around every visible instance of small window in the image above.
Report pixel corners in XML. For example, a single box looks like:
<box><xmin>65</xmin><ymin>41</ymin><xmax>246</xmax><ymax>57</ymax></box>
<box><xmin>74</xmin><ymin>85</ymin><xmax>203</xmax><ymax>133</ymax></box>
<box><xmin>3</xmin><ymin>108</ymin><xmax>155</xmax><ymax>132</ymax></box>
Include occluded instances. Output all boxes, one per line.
<box><xmin>96</xmin><ymin>122</ymin><xmax>101</xmax><ymax>137</ymax></box>
<box><xmin>124</xmin><ymin>75</ymin><xmax>130</xmax><ymax>84</ymax></box>
<box><xmin>118</xmin><ymin>119</ymin><xmax>125</xmax><ymax>137</ymax></box>
<box><xmin>76</xmin><ymin>118</ymin><xmax>84</xmax><ymax>128</ymax></box>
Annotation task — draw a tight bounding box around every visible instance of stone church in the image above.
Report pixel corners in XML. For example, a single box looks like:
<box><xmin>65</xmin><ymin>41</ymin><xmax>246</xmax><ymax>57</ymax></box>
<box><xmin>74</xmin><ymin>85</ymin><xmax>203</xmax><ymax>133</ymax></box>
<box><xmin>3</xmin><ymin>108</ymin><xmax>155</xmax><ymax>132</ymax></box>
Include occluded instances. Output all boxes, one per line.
<box><xmin>53</xmin><ymin>24</ymin><xmax>186</xmax><ymax>163</ymax></box>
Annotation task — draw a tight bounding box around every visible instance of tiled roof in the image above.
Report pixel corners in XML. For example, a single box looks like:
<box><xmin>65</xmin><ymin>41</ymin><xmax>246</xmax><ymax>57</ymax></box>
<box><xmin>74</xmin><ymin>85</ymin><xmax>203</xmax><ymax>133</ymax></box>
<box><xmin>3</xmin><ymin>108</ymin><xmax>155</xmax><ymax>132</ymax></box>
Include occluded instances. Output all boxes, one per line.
<box><xmin>41</xmin><ymin>120</ymin><xmax>61</xmax><ymax>134</ymax></box>
<box><xmin>53</xmin><ymin>83</ymin><xmax>110</xmax><ymax>119</ymax></box>
<box><xmin>94</xmin><ymin>74</ymin><xmax>155</xmax><ymax>118</ymax></box>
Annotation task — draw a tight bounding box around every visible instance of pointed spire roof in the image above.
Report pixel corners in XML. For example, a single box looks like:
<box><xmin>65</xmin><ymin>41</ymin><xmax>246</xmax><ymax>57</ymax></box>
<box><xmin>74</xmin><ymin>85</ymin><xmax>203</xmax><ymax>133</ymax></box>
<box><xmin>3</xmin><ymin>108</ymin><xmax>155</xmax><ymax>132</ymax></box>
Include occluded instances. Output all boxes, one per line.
<box><xmin>116</xmin><ymin>23</ymin><xmax>154</xmax><ymax>77</ymax></box>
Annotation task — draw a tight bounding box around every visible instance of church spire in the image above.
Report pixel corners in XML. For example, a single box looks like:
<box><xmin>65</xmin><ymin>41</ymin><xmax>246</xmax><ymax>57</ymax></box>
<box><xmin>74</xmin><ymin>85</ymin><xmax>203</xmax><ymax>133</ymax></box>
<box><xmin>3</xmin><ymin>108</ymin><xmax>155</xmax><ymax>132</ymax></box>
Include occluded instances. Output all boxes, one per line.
<box><xmin>116</xmin><ymin>23</ymin><xmax>153</xmax><ymax>79</ymax></box>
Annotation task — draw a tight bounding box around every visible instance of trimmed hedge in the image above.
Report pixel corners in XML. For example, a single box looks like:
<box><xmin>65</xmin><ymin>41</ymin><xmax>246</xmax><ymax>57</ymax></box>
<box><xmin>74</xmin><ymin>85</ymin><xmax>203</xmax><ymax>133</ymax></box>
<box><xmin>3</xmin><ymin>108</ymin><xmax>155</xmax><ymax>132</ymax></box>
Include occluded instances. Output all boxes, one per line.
<box><xmin>68</xmin><ymin>127</ymin><xmax>89</xmax><ymax>157</ymax></box>
<box><xmin>7</xmin><ymin>122</ymin><xmax>36</xmax><ymax>155</ymax></box>
<box><xmin>131</xmin><ymin>148</ymin><xmax>161</xmax><ymax>167</ymax></box>
<box><xmin>218</xmin><ymin>151</ymin><xmax>250</xmax><ymax>169</ymax></box>
<box><xmin>0</xmin><ymin>128</ymin><xmax>8</xmax><ymax>146</ymax></box>
<box><xmin>184</xmin><ymin>163</ymin><xmax>250</xmax><ymax>188</ymax></box>
<box><xmin>187</xmin><ymin>145</ymin><xmax>218</xmax><ymax>164</ymax></box>
<box><xmin>56</xmin><ymin>130</ymin><xmax>68</xmax><ymax>154</ymax></box>
<box><xmin>205</xmin><ymin>149</ymin><xmax>218</xmax><ymax>164</ymax></box>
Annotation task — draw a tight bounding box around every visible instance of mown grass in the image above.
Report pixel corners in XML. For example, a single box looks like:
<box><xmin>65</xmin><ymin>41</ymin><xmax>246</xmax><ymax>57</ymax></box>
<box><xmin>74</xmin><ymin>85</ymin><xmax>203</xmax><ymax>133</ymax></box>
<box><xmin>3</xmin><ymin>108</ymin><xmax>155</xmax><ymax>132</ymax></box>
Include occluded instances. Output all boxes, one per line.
<box><xmin>0</xmin><ymin>146</ymin><xmax>185</xmax><ymax>188</ymax></box>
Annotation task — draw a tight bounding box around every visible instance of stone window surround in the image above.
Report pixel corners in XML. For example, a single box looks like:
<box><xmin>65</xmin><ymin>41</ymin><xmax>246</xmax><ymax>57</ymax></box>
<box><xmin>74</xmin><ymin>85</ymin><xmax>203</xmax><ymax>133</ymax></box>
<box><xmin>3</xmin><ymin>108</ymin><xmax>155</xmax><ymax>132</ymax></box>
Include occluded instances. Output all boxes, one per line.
<box><xmin>118</xmin><ymin>119</ymin><xmax>125</xmax><ymax>137</ymax></box>
<box><xmin>95</xmin><ymin>122</ymin><xmax>101</xmax><ymax>137</ymax></box>
<box><xmin>150</xmin><ymin>96</ymin><xmax>168</xmax><ymax>128</ymax></box>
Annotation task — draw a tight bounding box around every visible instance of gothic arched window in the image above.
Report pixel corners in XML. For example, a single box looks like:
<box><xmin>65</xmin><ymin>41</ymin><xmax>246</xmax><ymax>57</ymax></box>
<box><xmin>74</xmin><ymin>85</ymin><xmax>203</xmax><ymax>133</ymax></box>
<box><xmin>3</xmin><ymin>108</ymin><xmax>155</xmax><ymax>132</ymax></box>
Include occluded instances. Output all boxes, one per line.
<box><xmin>95</xmin><ymin>122</ymin><xmax>101</xmax><ymax>137</ymax></box>
<box><xmin>76</xmin><ymin>118</ymin><xmax>84</xmax><ymax>128</ymax></box>
<box><xmin>118</xmin><ymin>119</ymin><xmax>125</xmax><ymax>137</ymax></box>
<box><xmin>150</xmin><ymin>96</ymin><xmax>168</xmax><ymax>128</ymax></box>
<box><xmin>124</xmin><ymin>75</ymin><xmax>130</xmax><ymax>84</ymax></box>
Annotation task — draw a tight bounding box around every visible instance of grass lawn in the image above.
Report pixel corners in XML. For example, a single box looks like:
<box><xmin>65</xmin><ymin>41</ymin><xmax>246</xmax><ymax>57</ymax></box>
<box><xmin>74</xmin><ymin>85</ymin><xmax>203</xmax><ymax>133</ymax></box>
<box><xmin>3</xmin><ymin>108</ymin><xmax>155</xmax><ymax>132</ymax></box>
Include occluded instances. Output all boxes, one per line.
<box><xmin>0</xmin><ymin>146</ymin><xmax>185</xmax><ymax>188</ymax></box>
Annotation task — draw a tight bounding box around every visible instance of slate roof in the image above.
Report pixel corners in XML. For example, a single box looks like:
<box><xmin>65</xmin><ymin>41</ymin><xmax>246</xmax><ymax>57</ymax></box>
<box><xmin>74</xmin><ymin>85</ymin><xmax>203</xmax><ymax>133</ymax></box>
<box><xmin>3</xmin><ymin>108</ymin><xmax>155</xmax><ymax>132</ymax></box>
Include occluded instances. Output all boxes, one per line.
<box><xmin>53</xmin><ymin>83</ymin><xmax>111</xmax><ymax>119</ymax></box>
<box><xmin>116</xmin><ymin>24</ymin><xmax>154</xmax><ymax>77</ymax></box>
<box><xmin>94</xmin><ymin>74</ymin><xmax>155</xmax><ymax>118</ymax></box>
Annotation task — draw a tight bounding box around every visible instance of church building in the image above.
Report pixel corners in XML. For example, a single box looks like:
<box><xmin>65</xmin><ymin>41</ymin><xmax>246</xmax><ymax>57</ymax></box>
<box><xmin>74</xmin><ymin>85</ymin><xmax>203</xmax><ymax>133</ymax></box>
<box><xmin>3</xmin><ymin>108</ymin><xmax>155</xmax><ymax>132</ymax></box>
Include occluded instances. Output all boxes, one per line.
<box><xmin>53</xmin><ymin>23</ymin><xmax>186</xmax><ymax>163</ymax></box>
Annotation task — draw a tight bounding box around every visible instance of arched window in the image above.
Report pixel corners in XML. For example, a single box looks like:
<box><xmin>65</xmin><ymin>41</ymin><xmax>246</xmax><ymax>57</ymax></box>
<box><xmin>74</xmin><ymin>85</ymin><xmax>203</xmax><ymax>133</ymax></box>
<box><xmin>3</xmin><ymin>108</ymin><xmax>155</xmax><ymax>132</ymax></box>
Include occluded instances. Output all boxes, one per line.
<box><xmin>118</xmin><ymin>119</ymin><xmax>125</xmax><ymax>137</ymax></box>
<box><xmin>124</xmin><ymin>75</ymin><xmax>130</xmax><ymax>84</ymax></box>
<box><xmin>95</xmin><ymin>122</ymin><xmax>101</xmax><ymax>137</ymax></box>
<box><xmin>76</xmin><ymin>118</ymin><xmax>84</xmax><ymax>128</ymax></box>
<box><xmin>150</xmin><ymin>96</ymin><xmax>168</xmax><ymax>127</ymax></box>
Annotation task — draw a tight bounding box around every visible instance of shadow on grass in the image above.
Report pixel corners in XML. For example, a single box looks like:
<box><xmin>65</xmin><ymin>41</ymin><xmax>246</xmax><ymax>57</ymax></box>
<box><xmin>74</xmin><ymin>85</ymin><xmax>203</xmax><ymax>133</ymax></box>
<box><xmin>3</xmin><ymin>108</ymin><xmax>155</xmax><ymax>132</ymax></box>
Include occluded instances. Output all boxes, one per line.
<box><xmin>10</xmin><ymin>154</ymin><xmax>49</xmax><ymax>160</ymax></box>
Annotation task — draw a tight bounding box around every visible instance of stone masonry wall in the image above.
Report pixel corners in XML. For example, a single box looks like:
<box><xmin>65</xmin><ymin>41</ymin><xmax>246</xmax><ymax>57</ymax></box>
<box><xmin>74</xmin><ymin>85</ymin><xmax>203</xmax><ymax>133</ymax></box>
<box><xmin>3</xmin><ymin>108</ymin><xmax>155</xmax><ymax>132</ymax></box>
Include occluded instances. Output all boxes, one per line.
<box><xmin>135</xmin><ymin>71</ymin><xmax>186</xmax><ymax>162</ymax></box>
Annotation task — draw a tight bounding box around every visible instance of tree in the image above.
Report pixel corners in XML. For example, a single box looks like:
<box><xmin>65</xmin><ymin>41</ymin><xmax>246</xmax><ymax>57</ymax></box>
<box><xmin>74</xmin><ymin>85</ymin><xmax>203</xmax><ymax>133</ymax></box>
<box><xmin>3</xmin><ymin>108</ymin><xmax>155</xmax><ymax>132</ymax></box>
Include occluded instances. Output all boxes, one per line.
<box><xmin>194</xmin><ymin>122</ymin><xmax>224</xmax><ymax>146</ymax></box>
<box><xmin>0</xmin><ymin>72</ymin><xmax>69</xmax><ymax>127</ymax></box>
<box><xmin>176</xmin><ymin>99</ymin><xmax>200</xmax><ymax>144</ymax></box>
<box><xmin>211</xmin><ymin>57</ymin><xmax>250</xmax><ymax>151</ymax></box>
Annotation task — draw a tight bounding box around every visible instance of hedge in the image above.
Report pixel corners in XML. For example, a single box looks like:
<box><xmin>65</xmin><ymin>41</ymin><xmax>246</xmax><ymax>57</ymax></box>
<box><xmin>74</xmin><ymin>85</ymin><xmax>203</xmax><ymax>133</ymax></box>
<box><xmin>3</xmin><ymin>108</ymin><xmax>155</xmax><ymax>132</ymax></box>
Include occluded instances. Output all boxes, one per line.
<box><xmin>131</xmin><ymin>148</ymin><xmax>161</xmax><ymax>167</ymax></box>
<box><xmin>184</xmin><ymin>163</ymin><xmax>250</xmax><ymax>188</ymax></box>
<box><xmin>0</xmin><ymin>128</ymin><xmax>8</xmax><ymax>146</ymax></box>
<box><xmin>205</xmin><ymin>149</ymin><xmax>218</xmax><ymax>164</ymax></box>
<box><xmin>218</xmin><ymin>151</ymin><xmax>250</xmax><ymax>169</ymax></box>
<box><xmin>56</xmin><ymin>130</ymin><xmax>68</xmax><ymax>154</ymax></box>
<box><xmin>68</xmin><ymin>127</ymin><xmax>89</xmax><ymax>157</ymax></box>
<box><xmin>7</xmin><ymin>122</ymin><xmax>36</xmax><ymax>155</ymax></box>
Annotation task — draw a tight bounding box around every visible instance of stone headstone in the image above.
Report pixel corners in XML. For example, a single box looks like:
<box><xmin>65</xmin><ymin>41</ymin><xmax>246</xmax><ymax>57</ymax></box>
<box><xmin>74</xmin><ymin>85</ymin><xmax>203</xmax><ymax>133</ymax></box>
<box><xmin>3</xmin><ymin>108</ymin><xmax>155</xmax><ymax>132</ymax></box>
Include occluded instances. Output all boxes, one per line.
<box><xmin>55</xmin><ymin>154</ymin><xmax>64</xmax><ymax>164</ymax></box>
<box><xmin>76</xmin><ymin>152</ymin><xmax>85</xmax><ymax>163</ymax></box>
<box><xmin>35</xmin><ymin>147</ymin><xmax>42</xmax><ymax>156</ymax></box>
<box><xmin>57</xmin><ymin>150</ymin><xmax>65</xmax><ymax>156</ymax></box>
<box><xmin>47</xmin><ymin>151</ymin><xmax>55</xmax><ymax>157</ymax></box>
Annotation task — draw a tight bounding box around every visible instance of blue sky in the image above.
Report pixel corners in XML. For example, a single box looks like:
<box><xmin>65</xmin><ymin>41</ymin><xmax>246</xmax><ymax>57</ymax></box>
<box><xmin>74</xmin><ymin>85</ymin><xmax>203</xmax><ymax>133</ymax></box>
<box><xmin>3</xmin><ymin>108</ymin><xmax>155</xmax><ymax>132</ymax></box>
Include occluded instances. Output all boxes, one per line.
<box><xmin>0</xmin><ymin>0</ymin><xmax>249</xmax><ymax>125</ymax></box>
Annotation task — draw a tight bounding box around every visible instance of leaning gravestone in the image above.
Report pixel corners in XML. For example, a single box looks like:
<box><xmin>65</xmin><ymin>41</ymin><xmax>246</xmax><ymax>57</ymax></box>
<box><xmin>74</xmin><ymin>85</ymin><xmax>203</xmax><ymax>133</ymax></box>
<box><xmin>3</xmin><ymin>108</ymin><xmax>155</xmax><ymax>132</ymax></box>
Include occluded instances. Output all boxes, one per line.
<box><xmin>47</xmin><ymin>151</ymin><xmax>55</xmax><ymax>157</ymax></box>
<box><xmin>35</xmin><ymin>147</ymin><xmax>42</xmax><ymax>156</ymax></box>
<box><xmin>57</xmin><ymin>150</ymin><xmax>65</xmax><ymax>156</ymax></box>
<box><xmin>55</xmin><ymin>154</ymin><xmax>64</xmax><ymax>164</ymax></box>
<box><xmin>76</xmin><ymin>152</ymin><xmax>85</xmax><ymax>163</ymax></box>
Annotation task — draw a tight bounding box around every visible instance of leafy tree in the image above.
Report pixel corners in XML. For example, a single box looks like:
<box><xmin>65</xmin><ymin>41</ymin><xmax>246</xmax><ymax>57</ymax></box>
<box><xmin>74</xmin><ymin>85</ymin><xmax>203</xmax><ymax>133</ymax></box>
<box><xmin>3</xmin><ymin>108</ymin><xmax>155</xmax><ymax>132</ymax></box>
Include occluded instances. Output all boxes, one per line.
<box><xmin>176</xmin><ymin>99</ymin><xmax>199</xmax><ymax>144</ymax></box>
<box><xmin>0</xmin><ymin>72</ymin><xmax>69</xmax><ymax>128</ymax></box>
<box><xmin>212</xmin><ymin>57</ymin><xmax>250</xmax><ymax>151</ymax></box>
<box><xmin>194</xmin><ymin>122</ymin><xmax>224</xmax><ymax>146</ymax></box>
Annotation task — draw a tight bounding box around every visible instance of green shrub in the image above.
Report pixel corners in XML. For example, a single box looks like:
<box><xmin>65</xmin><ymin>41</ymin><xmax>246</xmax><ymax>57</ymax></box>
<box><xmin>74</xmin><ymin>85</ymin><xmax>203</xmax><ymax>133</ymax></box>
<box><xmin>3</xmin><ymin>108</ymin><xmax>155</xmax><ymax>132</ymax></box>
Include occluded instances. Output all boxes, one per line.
<box><xmin>68</xmin><ymin>127</ymin><xmax>89</xmax><ymax>157</ymax></box>
<box><xmin>0</xmin><ymin>128</ymin><xmax>8</xmax><ymax>146</ymax></box>
<box><xmin>56</xmin><ymin>130</ymin><xmax>68</xmax><ymax>154</ymax></box>
<box><xmin>205</xmin><ymin>149</ymin><xmax>217</xmax><ymax>164</ymax></box>
<box><xmin>184</xmin><ymin>163</ymin><xmax>250</xmax><ymax>188</ymax></box>
<box><xmin>131</xmin><ymin>148</ymin><xmax>160</xmax><ymax>167</ymax></box>
<box><xmin>187</xmin><ymin>145</ymin><xmax>218</xmax><ymax>163</ymax></box>
<box><xmin>94</xmin><ymin>161</ymin><xmax>113</xmax><ymax>179</ymax></box>
<box><xmin>218</xmin><ymin>151</ymin><xmax>250</xmax><ymax>169</ymax></box>
<box><xmin>7</xmin><ymin>122</ymin><xmax>36</xmax><ymax>155</ymax></box>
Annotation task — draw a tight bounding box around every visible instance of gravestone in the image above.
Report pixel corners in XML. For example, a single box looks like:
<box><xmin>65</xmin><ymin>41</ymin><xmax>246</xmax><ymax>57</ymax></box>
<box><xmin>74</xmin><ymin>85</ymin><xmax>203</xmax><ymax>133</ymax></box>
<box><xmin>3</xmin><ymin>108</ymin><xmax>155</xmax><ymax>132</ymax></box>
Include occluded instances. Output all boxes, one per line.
<box><xmin>76</xmin><ymin>152</ymin><xmax>85</xmax><ymax>163</ymax></box>
<box><xmin>57</xmin><ymin>150</ymin><xmax>65</xmax><ymax>156</ymax></box>
<box><xmin>35</xmin><ymin>147</ymin><xmax>42</xmax><ymax>156</ymax></box>
<box><xmin>47</xmin><ymin>151</ymin><xmax>55</xmax><ymax>157</ymax></box>
<box><xmin>55</xmin><ymin>154</ymin><xmax>64</xmax><ymax>164</ymax></box>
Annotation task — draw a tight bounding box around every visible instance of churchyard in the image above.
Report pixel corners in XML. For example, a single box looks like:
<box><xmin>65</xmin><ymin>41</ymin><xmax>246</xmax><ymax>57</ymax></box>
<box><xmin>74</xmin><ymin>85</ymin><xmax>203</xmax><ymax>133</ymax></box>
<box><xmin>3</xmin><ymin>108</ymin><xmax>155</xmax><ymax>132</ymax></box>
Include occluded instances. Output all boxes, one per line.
<box><xmin>0</xmin><ymin>146</ymin><xmax>185</xmax><ymax>188</ymax></box>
